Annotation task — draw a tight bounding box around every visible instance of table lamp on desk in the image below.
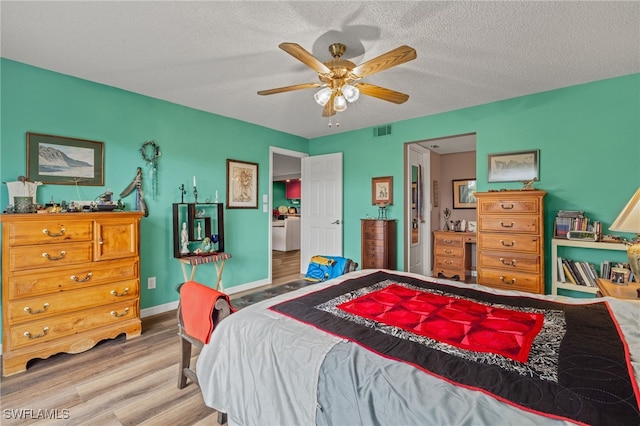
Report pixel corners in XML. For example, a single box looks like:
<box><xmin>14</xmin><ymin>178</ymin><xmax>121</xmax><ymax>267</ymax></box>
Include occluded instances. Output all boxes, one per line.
<box><xmin>609</xmin><ymin>187</ymin><xmax>640</xmax><ymax>283</ymax></box>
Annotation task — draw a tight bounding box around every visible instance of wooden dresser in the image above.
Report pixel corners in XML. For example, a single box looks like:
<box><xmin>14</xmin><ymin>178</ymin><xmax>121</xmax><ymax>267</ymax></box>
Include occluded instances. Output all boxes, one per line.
<box><xmin>361</xmin><ymin>219</ymin><xmax>397</xmax><ymax>270</ymax></box>
<box><xmin>433</xmin><ymin>230</ymin><xmax>476</xmax><ymax>282</ymax></box>
<box><xmin>475</xmin><ymin>190</ymin><xmax>546</xmax><ymax>294</ymax></box>
<box><xmin>1</xmin><ymin>211</ymin><xmax>143</xmax><ymax>376</ymax></box>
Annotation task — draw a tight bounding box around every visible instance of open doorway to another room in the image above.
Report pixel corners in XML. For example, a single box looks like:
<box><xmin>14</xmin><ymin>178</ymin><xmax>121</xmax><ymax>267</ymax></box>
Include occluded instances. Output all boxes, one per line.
<box><xmin>270</xmin><ymin>148</ymin><xmax>307</xmax><ymax>285</ymax></box>
<box><xmin>404</xmin><ymin>133</ymin><xmax>477</xmax><ymax>282</ymax></box>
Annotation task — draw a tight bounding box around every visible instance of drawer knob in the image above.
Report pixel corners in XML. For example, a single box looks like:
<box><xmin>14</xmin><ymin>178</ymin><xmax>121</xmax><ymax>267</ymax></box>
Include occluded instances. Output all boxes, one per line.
<box><xmin>499</xmin><ymin>276</ymin><xmax>516</xmax><ymax>285</ymax></box>
<box><xmin>500</xmin><ymin>258</ymin><xmax>516</xmax><ymax>267</ymax></box>
<box><xmin>500</xmin><ymin>221</ymin><xmax>514</xmax><ymax>228</ymax></box>
<box><xmin>111</xmin><ymin>308</ymin><xmax>130</xmax><ymax>318</ymax></box>
<box><xmin>42</xmin><ymin>251</ymin><xmax>66</xmax><ymax>261</ymax></box>
<box><xmin>443</xmin><ymin>239</ymin><xmax>454</xmax><ymax>244</ymax></box>
<box><xmin>70</xmin><ymin>272</ymin><xmax>93</xmax><ymax>282</ymax></box>
<box><xmin>24</xmin><ymin>303</ymin><xmax>50</xmax><ymax>314</ymax></box>
<box><xmin>500</xmin><ymin>203</ymin><xmax>514</xmax><ymax>210</ymax></box>
<box><xmin>444</xmin><ymin>249</ymin><xmax>453</xmax><ymax>254</ymax></box>
<box><xmin>42</xmin><ymin>227</ymin><xmax>66</xmax><ymax>237</ymax></box>
<box><xmin>444</xmin><ymin>260</ymin><xmax>453</xmax><ymax>265</ymax></box>
<box><xmin>24</xmin><ymin>327</ymin><xmax>50</xmax><ymax>339</ymax></box>
<box><xmin>500</xmin><ymin>240</ymin><xmax>515</xmax><ymax>247</ymax></box>
<box><xmin>111</xmin><ymin>288</ymin><xmax>130</xmax><ymax>297</ymax></box>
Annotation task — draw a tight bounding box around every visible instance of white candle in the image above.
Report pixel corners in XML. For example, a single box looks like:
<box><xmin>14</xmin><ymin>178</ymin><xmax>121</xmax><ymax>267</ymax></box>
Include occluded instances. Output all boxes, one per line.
<box><xmin>193</xmin><ymin>176</ymin><xmax>196</xmax><ymax>187</ymax></box>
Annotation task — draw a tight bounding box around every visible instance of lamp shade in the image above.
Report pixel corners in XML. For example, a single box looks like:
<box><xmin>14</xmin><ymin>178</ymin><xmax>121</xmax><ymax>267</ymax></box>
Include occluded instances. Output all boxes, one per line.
<box><xmin>342</xmin><ymin>84</ymin><xmax>360</xmax><ymax>102</ymax></box>
<box><xmin>333</xmin><ymin>95</ymin><xmax>347</xmax><ymax>112</ymax></box>
<box><xmin>314</xmin><ymin>87</ymin><xmax>332</xmax><ymax>106</ymax></box>
<box><xmin>609</xmin><ymin>187</ymin><xmax>640</xmax><ymax>233</ymax></box>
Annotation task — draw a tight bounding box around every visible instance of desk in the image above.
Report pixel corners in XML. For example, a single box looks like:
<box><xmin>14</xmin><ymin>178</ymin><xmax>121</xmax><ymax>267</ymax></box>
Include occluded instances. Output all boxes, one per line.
<box><xmin>433</xmin><ymin>231</ymin><xmax>476</xmax><ymax>282</ymax></box>
<box><xmin>178</xmin><ymin>252</ymin><xmax>231</xmax><ymax>291</ymax></box>
<box><xmin>596</xmin><ymin>278</ymin><xmax>640</xmax><ymax>300</ymax></box>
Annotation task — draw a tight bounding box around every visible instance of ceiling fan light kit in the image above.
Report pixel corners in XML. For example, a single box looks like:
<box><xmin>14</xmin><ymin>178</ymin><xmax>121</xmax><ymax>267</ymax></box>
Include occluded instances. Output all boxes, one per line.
<box><xmin>259</xmin><ymin>42</ymin><xmax>416</xmax><ymax>118</ymax></box>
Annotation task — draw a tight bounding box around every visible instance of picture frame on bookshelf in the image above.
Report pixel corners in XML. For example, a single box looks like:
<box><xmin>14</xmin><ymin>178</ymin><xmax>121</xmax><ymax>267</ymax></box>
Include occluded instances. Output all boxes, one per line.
<box><xmin>611</xmin><ymin>267</ymin><xmax>630</xmax><ymax>285</ymax></box>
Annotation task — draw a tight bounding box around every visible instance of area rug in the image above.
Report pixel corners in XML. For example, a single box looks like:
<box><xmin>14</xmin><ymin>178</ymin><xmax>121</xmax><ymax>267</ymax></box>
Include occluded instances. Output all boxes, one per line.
<box><xmin>230</xmin><ymin>279</ymin><xmax>312</xmax><ymax>310</ymax></box>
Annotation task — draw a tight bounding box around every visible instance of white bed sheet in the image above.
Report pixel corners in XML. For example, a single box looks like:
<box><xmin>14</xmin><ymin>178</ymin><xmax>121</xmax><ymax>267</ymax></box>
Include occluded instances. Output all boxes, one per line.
<box><xmin>197</xmin><ymin>269</ymin><xmax>640</xmax><ymax>426</ymax></box>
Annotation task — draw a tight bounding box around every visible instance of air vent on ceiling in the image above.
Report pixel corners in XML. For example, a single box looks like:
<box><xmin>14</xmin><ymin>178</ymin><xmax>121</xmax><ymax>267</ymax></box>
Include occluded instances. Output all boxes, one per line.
<box><xmin>373</xmin><ymin>124</ymin><xmax>392</xmax><ymax>137</ymax></box>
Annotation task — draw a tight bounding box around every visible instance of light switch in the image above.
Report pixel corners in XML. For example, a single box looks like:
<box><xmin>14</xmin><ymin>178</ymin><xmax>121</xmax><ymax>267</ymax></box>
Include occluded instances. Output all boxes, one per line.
<box><xmin>262</xmin><ymin>194</ymin><xmax>268</xmax><ymax>203</ymax></box>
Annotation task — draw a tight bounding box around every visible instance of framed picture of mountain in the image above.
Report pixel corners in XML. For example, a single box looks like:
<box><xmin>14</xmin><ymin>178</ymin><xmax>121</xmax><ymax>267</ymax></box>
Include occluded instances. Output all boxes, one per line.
<box><xmin>27</xmin><ymin>132</ymin><xmax>104</xmax><ymax>185</ymax></box>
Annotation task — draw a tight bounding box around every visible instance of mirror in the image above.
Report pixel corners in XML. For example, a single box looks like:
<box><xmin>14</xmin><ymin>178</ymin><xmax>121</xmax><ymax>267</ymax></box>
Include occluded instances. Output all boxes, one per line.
<box><xmin>411</xmin><ymin>165</ymin><xmax>419</xmax><ymax>244</ymax></box>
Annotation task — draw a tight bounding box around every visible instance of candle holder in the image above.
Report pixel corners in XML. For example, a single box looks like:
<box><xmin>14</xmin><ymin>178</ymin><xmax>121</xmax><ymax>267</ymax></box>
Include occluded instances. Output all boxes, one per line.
<box><xmin>193</xmin><ymin>186</ymin><xmax>198</xmax><ymax>204</ymax></box>
<box><xmin>179</xmin><ymin>184</ymin><xmax>186</xmax><ymax>203</ymax></box>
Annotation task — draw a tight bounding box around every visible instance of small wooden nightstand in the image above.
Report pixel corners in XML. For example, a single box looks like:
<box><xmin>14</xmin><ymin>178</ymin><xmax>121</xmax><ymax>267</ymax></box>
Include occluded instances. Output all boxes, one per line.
<box><xmin>595</xmin><ymin>278</ymin><xmax>640</xmax><ymax>300</ymax></box>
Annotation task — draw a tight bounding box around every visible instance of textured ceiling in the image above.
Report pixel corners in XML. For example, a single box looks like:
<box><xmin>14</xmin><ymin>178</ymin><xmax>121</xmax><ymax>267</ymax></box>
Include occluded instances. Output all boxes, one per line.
<box><xmin>1</xmin><ymin>1</ymin><xmax>639</xmax><ymax>142</ymax></box>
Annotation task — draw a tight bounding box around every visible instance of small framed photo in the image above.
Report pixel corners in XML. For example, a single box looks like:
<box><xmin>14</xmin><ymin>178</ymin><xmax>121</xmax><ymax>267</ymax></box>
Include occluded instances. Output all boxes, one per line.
<box><xmin>487</xmin><ymin>149</ymin><xmax>539</xmax><ymax>183</ymax></box>
<box><xmin>226</xmin><ymin>159</ymin><xmax>259</xmax><ymax>209</ymax></box>
<box><xmin>372</xmin><ymin>176</ymin><xmax>393</xmax><ymax>205</ymax></box>
<box><xmin>27</xmin><ymin>132</ymin><xmax>104</xmax><ymax>185</ymax></box>
<box><xmin>452</xmin><ymin>179</ymin><xmax>477</xmax><ymax>209</ymax></box>
<box><xmin>610</xmin><ymin>267</ymin><xmax>630</xmax><ymax>285</ymax></box>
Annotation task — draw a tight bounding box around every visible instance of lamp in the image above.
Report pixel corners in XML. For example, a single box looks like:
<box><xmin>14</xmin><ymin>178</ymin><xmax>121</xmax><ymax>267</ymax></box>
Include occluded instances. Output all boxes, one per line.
<box><xmin>609</xmin><ymin>187</ymin><xmax>640</xmax><ymax>283</ymax></box>
<box><xmin>342</xmin><ymin>83</ymin><xmax>360</xmax><ymax>103</ymax></box>
<box><xmin>314</xmin><ymin>87</ymin><xmax>332</xmax><ymax>106</ymax></box>
<box><xmin>333</xmin><ymin>94</ymin><xmax>348</xmax><ymax>112</ymax></box>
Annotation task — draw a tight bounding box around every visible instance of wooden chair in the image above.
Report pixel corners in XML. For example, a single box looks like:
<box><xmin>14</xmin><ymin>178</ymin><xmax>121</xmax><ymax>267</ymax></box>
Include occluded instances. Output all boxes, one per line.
<box><xmin>176</xmin><ymin>282</ymin><xmax>232</xmax><ymax>424</ymax></box>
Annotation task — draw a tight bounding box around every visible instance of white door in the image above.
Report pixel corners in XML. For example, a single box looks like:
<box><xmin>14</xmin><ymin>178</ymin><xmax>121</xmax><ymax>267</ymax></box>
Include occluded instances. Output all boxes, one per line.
<box><xmin>300</xmin><ymin>153</ymin><xmax>343</xmax><ymax>273</ymax></box>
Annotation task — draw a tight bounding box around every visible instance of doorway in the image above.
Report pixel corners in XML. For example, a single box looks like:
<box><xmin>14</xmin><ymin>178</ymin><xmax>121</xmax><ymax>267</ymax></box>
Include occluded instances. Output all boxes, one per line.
<box><xmin>404</xmin><ymin>133</ymin><xmax>477</xmax><ymax>276</ymax></box>
<box><xmin>270</xmin><ymin>147</ymin><xmax>307</xmax><ymax>285</ymax></box>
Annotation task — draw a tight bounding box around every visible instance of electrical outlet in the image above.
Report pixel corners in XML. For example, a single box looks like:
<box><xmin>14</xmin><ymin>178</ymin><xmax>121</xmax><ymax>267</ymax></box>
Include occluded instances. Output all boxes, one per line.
<box><xmin>147</xmin><ymin>276</ymin><xmax>156</xmax><ymax>289</ymax></box>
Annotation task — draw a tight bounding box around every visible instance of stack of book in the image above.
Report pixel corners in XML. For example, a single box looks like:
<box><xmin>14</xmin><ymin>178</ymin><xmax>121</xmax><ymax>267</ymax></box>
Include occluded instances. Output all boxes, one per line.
<box><xmin>554</xmin><ymin>210</ymin><xmax>589</xmax><ymax>238</ymax></box>
<box><xmin>557</xmin><ymin>257</ymin><xmax>599</xmax><ymax>287</ymax></box>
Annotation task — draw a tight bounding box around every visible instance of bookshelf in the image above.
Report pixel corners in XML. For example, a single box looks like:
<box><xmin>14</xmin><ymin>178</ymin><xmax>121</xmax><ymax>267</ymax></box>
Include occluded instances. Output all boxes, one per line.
<box><xmin>551</xmin><ymin>239</ymin><xmax>628</xmax><ymax>296</ymax></box>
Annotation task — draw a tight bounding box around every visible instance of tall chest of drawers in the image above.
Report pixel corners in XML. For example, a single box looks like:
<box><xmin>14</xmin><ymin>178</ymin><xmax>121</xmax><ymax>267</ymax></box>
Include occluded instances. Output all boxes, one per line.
<box><xmin>361</xmin><ymin>219</ymin><xmax>397</xmax><ymax>270</ymax></box>
<box><xmin>475</xmin><ymin>191</ymin><xmax>546</xmax><ymax>294</ymax></box>
<box><xmin>1</xmin><ymin>211</ymin><xmax>143</xmax><ymax>376</ymax></box>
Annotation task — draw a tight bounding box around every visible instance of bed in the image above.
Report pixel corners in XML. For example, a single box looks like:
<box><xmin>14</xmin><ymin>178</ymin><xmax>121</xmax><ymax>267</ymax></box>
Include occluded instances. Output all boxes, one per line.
<box><xmin>196</xmin><ymin>269</ymin><xmax>640</xmax><ymax>425</ymax></box>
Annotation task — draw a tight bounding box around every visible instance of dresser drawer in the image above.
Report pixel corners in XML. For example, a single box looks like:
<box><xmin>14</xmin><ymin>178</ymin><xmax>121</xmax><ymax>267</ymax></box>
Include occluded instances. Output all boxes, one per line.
<box><xmin>8</xmin><ymin>300</ymin><xmax>139</xmax><ymax>350</ymax></box>
<box><xmin>434</xmin><ymin>234</ymin><xmax>463</xmax><ymax>248</ymax></box>
<box><xmin>478</xmin><ymin>199</ymin><xmax>540</xmax><ymax>215</ymax></box>
<box><xmin>8</xmin><ymin>242</ymin><xmax>93</xmax><ymax>271</ymax></box>
<box><xmin>362</xmin><ymin>257</ymin><xmax>387</xmax><ymax>269</ymax></box>
<box><xmin>6</xmin><ymin>279</ymin><xmax>139</xmax><ymax>325</ymax></box>
<box><xmin>434</xmin><ymin>245</ymin><xmax>464</xmax><ymax>258</ymax></box>
<box><xmin>6</xmin><ymin>220</ymin><xmax>92</xmax><ymax>246</ymax></box>
<box><xmin>477</xmin><ymin>252</ymin><xmax>540</xmax><ymax>274</ymax></box>
<box><xmin>434</xmin><ymin>256</ymin><xmax>464</xmax><ymax>270</ymax></box>
<box><xmin>478</xmin><ymin>269</ymin><xmax>542</xmax><ymax>293</ymax></box>
<box><xmin>477</xmin><ymin>234</ymin><xmax>540</xmax><ymax>253</ymax></box>
<box><xmin>7</xmin><ymin>258</ymin><xmax>139</xmax><ymax>300</ymax></box>
<box><xmin>478</xmin><ymin>216</ymin><xmax>540</xmax><ymax>234</ymax></box>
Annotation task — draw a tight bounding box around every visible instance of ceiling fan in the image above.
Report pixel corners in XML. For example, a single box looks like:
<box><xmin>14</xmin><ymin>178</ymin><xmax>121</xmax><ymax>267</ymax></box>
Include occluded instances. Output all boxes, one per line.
<box><xmin>258</xmin><ymin>42</ymin><xmax>417</xmax><ymax>117</ymax></box>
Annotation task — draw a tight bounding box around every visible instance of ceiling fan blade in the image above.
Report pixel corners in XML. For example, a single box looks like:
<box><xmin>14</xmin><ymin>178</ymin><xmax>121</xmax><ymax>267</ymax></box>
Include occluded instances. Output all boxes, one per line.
<box><xmin>356</xmin><ymin>82</ymin><xmax>410</xmax><ymax>104</ymax></box>
<box><xmin>351</xmin><ymin>45</ymin><xmax>416</xmax><ymax>79</ymax></box>
<box><xmin>322</xmin><ymin>94</ymin><xmax>336</xmax><ymax>117</ymax></box>
<box><xmin>258</xmin><ymin>82</ymin><xmax>321</xmax><ymax>96</ymax></box>
<box><xmin>279</xmin><ymin>43</ymin><xmax>331</xmax><ymax>75</ymax></box>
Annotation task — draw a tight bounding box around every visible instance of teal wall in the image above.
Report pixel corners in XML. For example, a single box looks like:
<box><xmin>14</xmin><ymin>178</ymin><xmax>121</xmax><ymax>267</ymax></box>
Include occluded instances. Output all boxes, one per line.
<box><xmin>1</xmin><ymin>57</ymin><xmax>638</xmax><ymax>338</ymax></box>
<box><xmin>0</xmin><ymin>59</ymin><xmax>309</xmax><ymax>315</ymax></box>
<box><xmin>309</xmin><ymin>74</ymin><xmax>640</xmax><ymax>295</ymax></box>
<box><xmin>272</xmin><ymin>181</ymin><xmax>287</xmax><ymax>211</ymax></box>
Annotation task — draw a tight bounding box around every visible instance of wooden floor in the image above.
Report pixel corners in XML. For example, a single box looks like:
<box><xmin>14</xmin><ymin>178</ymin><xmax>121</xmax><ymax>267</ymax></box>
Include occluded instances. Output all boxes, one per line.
<box><xmin>0</xmin><ymin>250</ymin><xmax>304</xmax><ymax>425</ymax></box>
<box><xmin>0</xmin><ymin>311</ymin><xmax>223</xmax><ymax>426</ymax></box>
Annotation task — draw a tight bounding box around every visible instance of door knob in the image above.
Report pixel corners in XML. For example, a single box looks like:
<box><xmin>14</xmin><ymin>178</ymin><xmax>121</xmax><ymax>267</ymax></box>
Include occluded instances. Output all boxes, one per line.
<box><xmin>331</xmin><ymin>220</ymin><xmax>341</xmax><ymax>225</ymax></box>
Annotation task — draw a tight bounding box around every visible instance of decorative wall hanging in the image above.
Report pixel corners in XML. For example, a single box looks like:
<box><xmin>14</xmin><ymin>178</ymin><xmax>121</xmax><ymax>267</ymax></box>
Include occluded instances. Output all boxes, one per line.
<box><xmin>26</xmin><ymin>132</ymin><xmax>104</xmax><ymax>185</ymax></box>
<box><xmin>119</xmin><ymin>167</ymin><xmax>148</xmax><ymax>217</ymax></box>
<box><xmin>140</xmin><ymin>140</ymin><xmax>161</xmax><ymax>199</ymax></box>
<box><xmin>372</xmin><ymin>176</ymin><xmax>393</xmax><ymax>205</ymax></box>
<box><xmin>487</xmin><ymin>149</ymin><xmax>539</xmax><ymax>183</ymax></box>
<box><xmin>226</xmin><ymin>159</ymin><xmax>259</xmax><ymax>209</ymax></box>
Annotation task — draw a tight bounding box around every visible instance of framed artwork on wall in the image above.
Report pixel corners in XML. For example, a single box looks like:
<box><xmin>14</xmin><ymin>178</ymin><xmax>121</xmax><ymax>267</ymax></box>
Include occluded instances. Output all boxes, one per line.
<box><xmin>372</xmin><ymin>176</ymin><xmax>393</xmax><ymax>205</ymax></box>
<box><xmin>226</xmin><ymin>159</ymin><xmax>259</xmax><ymax>208</ymax></box>
<box><xmin>452</xmin><ymin>179</ymin><xmax>477</xmax><ymax>209</ymax></box>
<box><xmin>26</xmin><ymin>132</ymin><xmax>104</xmax><ymax>185</ymax></box>
<box><xmin>487</xmin><ymin>149</ymin><xmax>539</xmax><ymax>183</ymax></box>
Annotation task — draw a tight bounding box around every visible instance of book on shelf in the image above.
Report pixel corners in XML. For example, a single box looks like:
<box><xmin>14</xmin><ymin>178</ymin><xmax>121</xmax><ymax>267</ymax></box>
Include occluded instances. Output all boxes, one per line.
<box><xmin>563</xmin><ymin>259</ymin><xmax>585</xmax><ymax>286</ymax></box>
<box><xmin>562</xmin><ymin>261</ymin><xmax>578</xmax><ymax>285</ymax></box>
<box><xmin>554</xmin><ymin>210</ymin><xmax>592</xmax><ymax>238</ymax></box>
<box><xmin>577</xmin><ymin>262</ymin><xmax>597</xmax><ymax>287</ymax></box>
<box><xmin>557</xmin><ymin>257</ymin><xmax>566</xmax><ymax>282</ymax></box>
